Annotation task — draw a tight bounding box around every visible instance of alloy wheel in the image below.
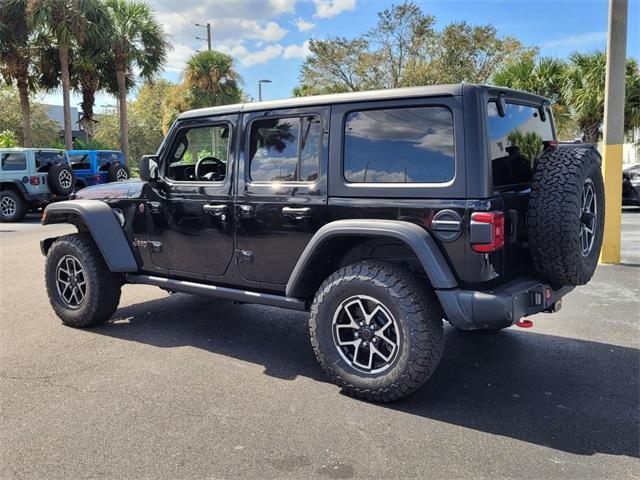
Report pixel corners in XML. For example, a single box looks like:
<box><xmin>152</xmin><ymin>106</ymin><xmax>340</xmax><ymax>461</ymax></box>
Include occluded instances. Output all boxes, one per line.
<box><xmin>59</xmin><ymin>170</ymin><xmax>73</xmax><ymax>189</ymax></box>
<box><xmin>0</xmin><ymin>196</ymin><xmax>16</xmax><ymax>217</ymax></box>
<box><xmin>116</xmin><ymin>168</ymin><xmax>128</xmax><ymax>181</ymax></box>
<box><xmin>579</xmin><ymin>178</ymin><xmax>597</xmax><ymax>257</ymax></box>
<box><xmin>332</xmin><ymin>295</ymin><xmax>400</xmax><ymax>373</ymax></box>
<box><xmin>55</xmin><ymin>255</ymin><xmax>87</xmax><ymax>309</ymax></box>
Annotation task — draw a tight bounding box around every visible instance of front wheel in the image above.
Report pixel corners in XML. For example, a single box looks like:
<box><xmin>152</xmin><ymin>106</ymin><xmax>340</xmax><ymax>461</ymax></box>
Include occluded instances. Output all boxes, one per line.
<box><xmin>45</xmin><ymin>233</ymin><xmax>122</xmax><ymax>327</ymax></box>
<box><xmin>309</xmin><ymin>261</ymin><xmax>444</xmax><ymax>403</ymax></box>
<box><xmin>0</xmin><ymin>190</ymin><xmax>27</xmax><ymax>222</ymax></box>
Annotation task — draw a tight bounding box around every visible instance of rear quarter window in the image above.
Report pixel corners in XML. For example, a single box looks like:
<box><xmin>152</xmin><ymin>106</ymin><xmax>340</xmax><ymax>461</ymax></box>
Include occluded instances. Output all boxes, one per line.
<box><xmin>1</xmin><ymin>152</ymin><xmax>27</xmax><ymax>171</ymax></box>
<box><xmin>69</xmin><ymin>154</ymin><xmax>91</xmax><ymax>170</ymax></box>
<box><xmin>487</xmin><ymin>101</ymin><xmax>554</xmax><ymax>188</ymax></box>
<box><xmin>35</xmin><ymin>151</ymin><xmax>67</xmax><ymax>172</ymax></box>
<box><xmin>343</xmin><ymin>106</ymin><xmax>455</xmax><ymax>184</ymax></box>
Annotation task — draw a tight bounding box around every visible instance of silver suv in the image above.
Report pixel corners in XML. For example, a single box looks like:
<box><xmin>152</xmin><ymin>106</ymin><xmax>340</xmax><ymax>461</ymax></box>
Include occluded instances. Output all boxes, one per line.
<box><xmin>0</xmin><ymin>148</ymin><xmax>76</xmax><ymax>222</ymax></box>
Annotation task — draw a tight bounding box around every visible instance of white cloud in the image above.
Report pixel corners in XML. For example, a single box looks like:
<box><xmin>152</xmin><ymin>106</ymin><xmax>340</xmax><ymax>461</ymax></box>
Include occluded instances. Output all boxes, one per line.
<box><xmin>313</xmin><ymin>0</ymin><xmax>356</xmax><ymax>18</ymax></box>
<box><xmin>164</xmin><ymin>42</ymin><xmax>197</xmax><ymax>72</ymax></box>
<box><xmin>151</xmin><ymin>1</ymin><xmax>290</xmax><ymax>44</ymax></box>
<box><xmin>217</xmin><ymin>43</ymin><xmax>250</xmax><ymax>59</ymax></box>
<box><xmin>541</xmin><ymin>31</ymin><xmax>607</xmax><ymax>50</ymax></box>
<box><xmin>240</xmin><ymin>45</ymin><xmax>285</xmax><ymax>67</ymax></box>
<box><xmin>269</xmin><ymin>0</ymin><xmax>297</xmax><ymax>14</ymax></box>
<box><xmin>212</xmin><ymin>19</ymin><xmax>288</xmax><ymax>42</ymax></box>
<box><xmin>283</xmin><ymin>41</ymin><xmax>311</xmax><ymax>59</ymax></box>
<box><xmin>295</xmin><ymin>17</ymin><xmax>316</xmax><ymax>32</ymax></box>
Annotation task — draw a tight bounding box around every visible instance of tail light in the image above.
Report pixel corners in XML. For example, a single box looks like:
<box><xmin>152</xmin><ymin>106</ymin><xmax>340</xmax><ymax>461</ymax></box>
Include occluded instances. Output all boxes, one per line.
<box><xmin>471</xmin><ymin>211</ymin><xmax>505</xmax><ymax>253</ymax></box>
<box><xmin>29</xmin><ymin>176</ymin><xmax>40</xmax><ymax>185</ymax></box>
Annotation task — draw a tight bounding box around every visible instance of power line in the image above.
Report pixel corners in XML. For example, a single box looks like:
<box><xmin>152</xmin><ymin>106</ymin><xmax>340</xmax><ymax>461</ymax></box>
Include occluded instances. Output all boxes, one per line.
<box><xmin>154</xmin><ymin>0</ymin><xmax>198</xmax><ymax>25</ymax></box>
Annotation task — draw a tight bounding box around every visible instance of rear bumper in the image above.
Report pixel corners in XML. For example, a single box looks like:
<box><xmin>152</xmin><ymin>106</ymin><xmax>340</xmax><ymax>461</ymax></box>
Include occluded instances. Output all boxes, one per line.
<box><xmin>436</xmin><ymin>277</ymin><xmax>574</xmax><ymax>330</ymax></box>
<box><xmin>23</xmin><ymin>192</ymin><xmax>51</xmax><ymax>208</ymax></box>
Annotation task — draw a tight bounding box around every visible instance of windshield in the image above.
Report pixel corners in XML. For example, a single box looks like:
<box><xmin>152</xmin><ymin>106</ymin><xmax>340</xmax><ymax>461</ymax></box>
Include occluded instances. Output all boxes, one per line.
<box><xmin>487</xmin><ymin>101</ymin><xmax>554</xmax><ymax>188</ymax></box>
<box><xmin>35</xmin><ymin>151</ymin><xmax>67</xmax><ymax>172</ymax></box>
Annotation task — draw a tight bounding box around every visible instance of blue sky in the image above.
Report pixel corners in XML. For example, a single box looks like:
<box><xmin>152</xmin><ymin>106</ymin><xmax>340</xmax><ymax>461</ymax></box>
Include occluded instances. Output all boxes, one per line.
<box><xmin>41</xmin><ymin>0</ymin><xmax>640</xmax><ymax>110</ymax></box>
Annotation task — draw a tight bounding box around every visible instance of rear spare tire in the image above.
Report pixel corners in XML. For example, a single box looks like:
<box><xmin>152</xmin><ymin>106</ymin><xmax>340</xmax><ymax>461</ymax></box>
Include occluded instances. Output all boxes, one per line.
<box><xmin>528</xmin><ymin>146</ymin><xmax>604</xmax><ymax>286</ymax></box>
<box><xmin>108</xmin><ymin>162</ymin><xmax>129</xmax><ymax>182</ymax></box>
<box><xmin>48</xmin><ymin>162</ymin><xmax>76</xmax><ymax>195</ymax></box>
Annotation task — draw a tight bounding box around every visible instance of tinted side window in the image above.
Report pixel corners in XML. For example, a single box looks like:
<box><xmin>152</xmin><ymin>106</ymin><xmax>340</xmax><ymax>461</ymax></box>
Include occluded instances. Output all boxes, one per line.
<box><xmin>167</xmin><ymin>124</ymin><xmax>230</xmax><ymax>182</ymax></box>
<box><xmin>249</xmin><ymin>116</ymin><xmax>320</xmax><ymax>182</ymax></box>
<box><xmin>97</xmin><ymin>152</ymin><xmax>121</xmax><ymax>167</ymax></box>
<box><xmin>69</xmin><ymin>154</ymin><xmax>90</xmax><ymax>170</ymax></box>
<box><xmin>35</xmin><ymin>151</ymin><xmax>66</xmax><ymax>171</ymax></box>
<box><xmin>1</xmin><ymin>153</ymin><xmax>27</xmax><ymax>171</ymax></box>
<box><xmin>343</xmin><ymin>107</ymin><xmax>455</xmax><ymax>183</ymax></box>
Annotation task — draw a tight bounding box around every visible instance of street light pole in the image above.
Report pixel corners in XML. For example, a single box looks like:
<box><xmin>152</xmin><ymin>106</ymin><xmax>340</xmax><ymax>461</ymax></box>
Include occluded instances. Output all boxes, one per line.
<box><xmin>258</xmin><ymin>79</ymin><xmax>272</xmax><ymax>102</ymax></box>
<box><xmin>600</xmin><ymin>0</ymin><xmax>628</xmax><ymax>264</ymax></box>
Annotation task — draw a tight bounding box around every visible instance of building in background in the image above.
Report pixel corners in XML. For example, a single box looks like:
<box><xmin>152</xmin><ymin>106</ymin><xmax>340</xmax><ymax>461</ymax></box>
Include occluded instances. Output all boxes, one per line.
<box><xmin>42</xmin><ymin>104</ymin><xmax>85</xmax><ymax>143</ymax></box>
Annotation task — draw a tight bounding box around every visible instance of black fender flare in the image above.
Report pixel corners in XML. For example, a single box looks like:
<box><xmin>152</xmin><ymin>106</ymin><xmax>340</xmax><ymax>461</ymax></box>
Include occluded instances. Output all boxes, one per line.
<box><xmin>0</xmin><ymin>179</ymin><xmax>29</xmax><ymax>195</ymax></box>
<box><xmin>41</xmin><ymin>199</ymin><xmax>138</xmax><ymax>272</ymax></box>
<box><xmin>286</xmin><ymin>219</ymin><xmax>458</xmax><ymax>298</ymax></box>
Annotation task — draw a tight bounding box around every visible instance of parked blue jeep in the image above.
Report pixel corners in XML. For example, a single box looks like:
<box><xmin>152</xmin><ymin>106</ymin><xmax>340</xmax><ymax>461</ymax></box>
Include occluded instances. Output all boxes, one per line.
<box><xmin>68</xmin><ymin>150</ymin><xmax>129</xmax><ymax>189</ymax></box>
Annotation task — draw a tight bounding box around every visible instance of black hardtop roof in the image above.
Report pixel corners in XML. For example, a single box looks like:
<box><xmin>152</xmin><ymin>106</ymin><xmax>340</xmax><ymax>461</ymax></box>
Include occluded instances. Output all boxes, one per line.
<box><xmin>178</xmin><ymin>84</ymin><xmax>549</xmax><ymax>121</ymax></box>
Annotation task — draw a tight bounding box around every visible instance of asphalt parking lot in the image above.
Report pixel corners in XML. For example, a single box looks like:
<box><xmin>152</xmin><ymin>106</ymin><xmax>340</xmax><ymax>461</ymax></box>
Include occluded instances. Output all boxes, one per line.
<box><xmin>1</xmin><ymin>210</ymin><xmax>639</xmax><ymax>479</ymax></box>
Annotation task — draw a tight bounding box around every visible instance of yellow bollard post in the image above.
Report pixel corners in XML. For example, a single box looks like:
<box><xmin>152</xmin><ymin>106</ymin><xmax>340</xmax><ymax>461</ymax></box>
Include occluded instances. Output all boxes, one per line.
<box><xmin>600</xmin><ymin>144</ymin><xmax>623</xmax><ymax>263</ymax></box>
<box><xmin>599</xmin><ymin>0</ymin><xmax>627</xmax><ymax>264</ymax></box>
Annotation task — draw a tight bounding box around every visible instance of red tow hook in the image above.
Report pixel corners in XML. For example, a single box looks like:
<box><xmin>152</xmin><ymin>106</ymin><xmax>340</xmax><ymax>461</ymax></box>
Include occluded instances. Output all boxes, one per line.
<box><xmin>515</xmin><ymin>320</ymin><xmax>534</xmax><ymax>328</ymax></box>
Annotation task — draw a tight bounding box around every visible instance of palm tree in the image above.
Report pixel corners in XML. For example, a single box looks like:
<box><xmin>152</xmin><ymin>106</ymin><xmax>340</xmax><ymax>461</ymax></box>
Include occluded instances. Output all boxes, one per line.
<box><xmin>494</xmin><ymin>56</ymin><xmax>566</xmax><ymax>103</ymax></box>
<box><xmin>70</xmin><ymin>5</ymin><xmax>113</xmax><ymax>144</ymax></box>
<box><xmin>104</xmin><ymin>0</ymin><xmax>168</xmax><ymax>164</ymax></box>
<box><xmin>623</xmin><ymin>59</ymin><xmax>640</xmax><ymax>138</ymax></box>
<box><xmin>562</xmin><ymin>52</ymin><xmax>607</xmax><ymax>144</ymax></box>
<box><xmin>493</xmin><ymin>56</ymin><xmax>573</xmax><ymax>138</ymax></box>
<box><xmin>183</xmin><ymin>50</ymin><xmax>242</xmax><ymax>108</ymax></box>
<box><xmin>0</xmin><ymin>0</ymin><xmax>34</xmax><ymax>146</ymax></box>
<box><xmin>28</xmin><ymin>0</ymin><xmax>101</xmax><ymax>150</ymax></box>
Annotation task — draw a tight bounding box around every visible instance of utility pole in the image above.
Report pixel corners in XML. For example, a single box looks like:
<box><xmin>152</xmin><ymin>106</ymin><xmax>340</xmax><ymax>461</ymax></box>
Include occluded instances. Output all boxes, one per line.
<box><xmin>600</xmin><ymin>0</ymin><xmax>628</xmax><ymax>264</ymax></box>
<box><xmin>195</xmin><ymin>22</ymin><xmax>211</xmax><ymax>51</ymax></box>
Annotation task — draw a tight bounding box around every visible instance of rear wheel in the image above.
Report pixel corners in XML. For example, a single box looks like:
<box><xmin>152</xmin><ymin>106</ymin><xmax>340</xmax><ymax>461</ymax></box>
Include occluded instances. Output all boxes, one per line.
<box><xmin>0</xmin><ymin>190</ymin><xmax>27</xmax><ymax>222</ymax></box>
<box><xmin>309</xmin><ymin>261</ymin><xmax>444</xmax><ymax>403</ymax></box>
<box><xmin>45</xmin><ymin>233</ymin><xmax>122</xmax><ymax>327</ymax></box>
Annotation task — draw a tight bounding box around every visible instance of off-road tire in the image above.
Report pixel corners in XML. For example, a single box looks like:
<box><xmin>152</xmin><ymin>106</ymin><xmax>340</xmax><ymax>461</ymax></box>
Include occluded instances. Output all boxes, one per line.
<box><xmin>309</xmin><ymin>261</ymin><xmax>444</xmax><ymax>403</ymax></box>
<box><xmin>48</xmin><ymin>162</ymin><xmax>76</xmax><ymax>195</ymax></box>
<box><xmin>45</xmin><ymin>233</ymin><xmax>122</xmax><ymax>327</ymax></box>
<box><xmin>0</xmin><ymin>190</ymin><xmax>27</xmax><ymax>222</ymax></box>
<box><xmin>108</xmin><ymin>162</ymin><xmax>129</xmax><ymax>182</ymax></box>
<box><xmin>528</xmin><ymin>146</ymin><xmax>605</xmax><ymax>286</ymax></box>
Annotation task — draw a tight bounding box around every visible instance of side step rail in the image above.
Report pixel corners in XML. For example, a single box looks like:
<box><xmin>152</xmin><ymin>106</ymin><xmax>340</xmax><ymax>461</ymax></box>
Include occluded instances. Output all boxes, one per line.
<box><xmin>126</xmin><ymin>274</ymin><xmax>308</xmax><ymax>312</ymax></box>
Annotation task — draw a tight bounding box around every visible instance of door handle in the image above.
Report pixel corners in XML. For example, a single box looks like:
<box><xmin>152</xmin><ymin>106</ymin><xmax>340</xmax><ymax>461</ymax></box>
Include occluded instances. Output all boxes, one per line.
<box><xmin>203</xmin><ymin>204</ymin><xmax>229</xmax><ymax>216</ymax></box>
<box><xmin>236</xmin><ymin>204</ymin><xmax>254</xmax><ymax>218</ymax></box>
<box><xmin>282</xmin><ymin>206</ymin><xmax>311</xmax><ymax>219</ymax></box>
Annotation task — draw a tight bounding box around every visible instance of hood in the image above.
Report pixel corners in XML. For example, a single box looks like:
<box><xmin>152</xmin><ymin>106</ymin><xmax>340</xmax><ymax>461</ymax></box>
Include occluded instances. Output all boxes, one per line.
<box><xmin>73</xmin><ymin>180</ymin><xmax>146</xmax><ymax>200</ymax></box>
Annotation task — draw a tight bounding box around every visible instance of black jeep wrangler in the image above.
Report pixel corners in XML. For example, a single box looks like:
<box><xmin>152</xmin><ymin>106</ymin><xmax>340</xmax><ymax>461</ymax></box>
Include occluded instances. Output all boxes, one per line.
<box><xmin>41</xmin><ymin>84</ymin><xmax>604</xmax><ymax>402</ymax></box>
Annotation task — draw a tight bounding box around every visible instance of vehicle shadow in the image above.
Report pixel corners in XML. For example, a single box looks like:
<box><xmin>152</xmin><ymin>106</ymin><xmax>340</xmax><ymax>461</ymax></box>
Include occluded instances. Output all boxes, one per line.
<box><xmin>93</xmin><ymin>293</ymin><xmax>639</xmax><ymax>458</ymax></box>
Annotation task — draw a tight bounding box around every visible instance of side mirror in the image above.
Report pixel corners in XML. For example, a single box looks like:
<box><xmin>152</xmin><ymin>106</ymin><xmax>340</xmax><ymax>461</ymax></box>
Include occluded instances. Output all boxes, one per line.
<box><xmin>139</xmin><ymin>155</ymin><xmax>159</xmax><ymax>182</ymax></box>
